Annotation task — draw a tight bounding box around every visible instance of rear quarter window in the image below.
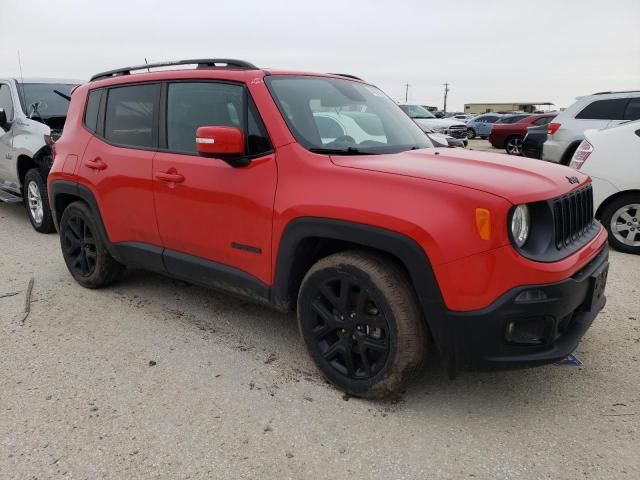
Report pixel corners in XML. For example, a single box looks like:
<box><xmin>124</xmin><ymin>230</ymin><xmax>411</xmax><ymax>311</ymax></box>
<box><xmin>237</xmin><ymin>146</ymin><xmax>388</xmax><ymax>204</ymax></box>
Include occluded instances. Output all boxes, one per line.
<box><xmin>83</xmin><ymin>89</ymin><xmax>102</xmax><ymax>133</ymax></box>
<box><xmin>575</xmin><ymin>98</ymin><xmax>628</xmax><ymax>120</ymax></box>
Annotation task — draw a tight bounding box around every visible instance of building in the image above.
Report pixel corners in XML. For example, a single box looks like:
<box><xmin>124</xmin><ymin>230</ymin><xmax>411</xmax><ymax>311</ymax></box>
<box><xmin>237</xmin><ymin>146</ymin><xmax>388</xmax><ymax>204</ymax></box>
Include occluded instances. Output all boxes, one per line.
<box><xmin>464</xmin><ymin>102</ymin><xmax>554</xmax><ymax>114</ymax></box>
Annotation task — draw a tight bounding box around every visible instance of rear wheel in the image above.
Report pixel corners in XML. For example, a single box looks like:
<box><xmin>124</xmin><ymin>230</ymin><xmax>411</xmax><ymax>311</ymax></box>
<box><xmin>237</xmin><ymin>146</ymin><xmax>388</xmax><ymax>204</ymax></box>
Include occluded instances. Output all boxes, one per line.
<box><xmin>601</xmin><ymin>194</ymin><xmax>640</xmax><ymax>255</ymax></box>
<box><xmin>505</xmin><ymin>135</ymin><xmax>524</xmax><ymax>155</ymax></box>
<box><xmin>59</xmin><ymin>201</ymin><xmax>125</xmax><ymax>288</ymax></box>
<box><xmin>297</xmin><ymin>251</ymin><xmax>428</xmax><ymax>398</ymax></box>
<box><xmin>24</xmin><ymin>169</ymin><xmax>55</xmax><ymax>233</ymax></box>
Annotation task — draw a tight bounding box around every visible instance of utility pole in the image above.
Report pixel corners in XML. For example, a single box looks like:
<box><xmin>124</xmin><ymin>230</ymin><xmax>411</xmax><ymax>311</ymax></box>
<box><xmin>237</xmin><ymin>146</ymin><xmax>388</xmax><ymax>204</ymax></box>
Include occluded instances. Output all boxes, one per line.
<box><xmin>442</xmin><ymin>82</ymin><xmax>450</xmax><ymax>114</ymax></box>
<box><xmin>404</xmin><ymin>83</ymin><xmax>410</xmax><ymax>103</ymax></box>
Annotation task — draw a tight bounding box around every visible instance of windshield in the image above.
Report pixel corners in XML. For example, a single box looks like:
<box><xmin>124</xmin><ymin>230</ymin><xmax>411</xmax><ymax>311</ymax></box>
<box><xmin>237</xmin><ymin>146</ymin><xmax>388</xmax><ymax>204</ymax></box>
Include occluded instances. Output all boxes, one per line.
<box><xmin>267</xmin><ymin>76</ymin><xmax>432</xmax><ymax>154</ymax></box>
<box><xmin>17</xmin><ymin>83</ymin><xmax>76</xmax><ymax>118</ymax></box>
<box><xmin>399</xmin><ymin>104</ymin><xmax>436</xmax><ymax>119</ymax></box>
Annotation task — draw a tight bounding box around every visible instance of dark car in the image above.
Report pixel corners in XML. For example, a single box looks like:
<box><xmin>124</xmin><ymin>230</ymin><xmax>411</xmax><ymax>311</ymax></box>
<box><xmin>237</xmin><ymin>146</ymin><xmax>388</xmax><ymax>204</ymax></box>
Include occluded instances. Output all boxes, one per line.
<box><xmin>522</xmin><ymin>124</ymin><xmax>548</xmax><ymax>159</ymax></box>
<box><xmin>489</xmin><ymin>113</ymin><xmax>556</xmax><ymax>155</ymax></box>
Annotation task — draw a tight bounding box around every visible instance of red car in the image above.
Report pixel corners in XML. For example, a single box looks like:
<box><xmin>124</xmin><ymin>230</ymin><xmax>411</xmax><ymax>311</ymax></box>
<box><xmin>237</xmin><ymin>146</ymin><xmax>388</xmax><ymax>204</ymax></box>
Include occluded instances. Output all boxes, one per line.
<box><xmin>489</xmin><ymin>113</ymin><xmax>556</xmax><ymax>155</ymax></box>
<box><xmin>49</xmin><ymin>59</ymin><xmax>608</xmax><ymax>398</ymax></box>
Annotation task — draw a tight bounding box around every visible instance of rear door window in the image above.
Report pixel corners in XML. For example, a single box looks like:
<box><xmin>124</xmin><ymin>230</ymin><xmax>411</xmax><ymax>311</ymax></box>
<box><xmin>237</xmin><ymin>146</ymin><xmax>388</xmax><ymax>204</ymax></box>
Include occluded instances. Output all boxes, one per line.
<box><xmin>575</xmin><ymin>98</ymin><xmax>628</xmax><ymax>120</ymax></box>
<box><xmin>104</xmin><ymin>84</ymin><xmax>159</xmax><ymax>148</ymax></box>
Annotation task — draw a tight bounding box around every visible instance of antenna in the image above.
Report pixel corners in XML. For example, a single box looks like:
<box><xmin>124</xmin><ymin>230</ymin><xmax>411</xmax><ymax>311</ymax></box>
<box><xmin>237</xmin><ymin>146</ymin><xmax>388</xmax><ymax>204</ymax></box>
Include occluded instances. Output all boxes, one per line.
<box><xmin>17</xmin><ymin>50</ymin><xmax>28</xmax><ymax>113</ymax></box>
<box><xmin>404</xmin><ymin>83</ymin><xmax>411</xmax><ymax>103</ymax></box>
<box><xmin>144</xmin><ymin>57</ymin><xmax>150</xmax><ymax>73</ymax></box>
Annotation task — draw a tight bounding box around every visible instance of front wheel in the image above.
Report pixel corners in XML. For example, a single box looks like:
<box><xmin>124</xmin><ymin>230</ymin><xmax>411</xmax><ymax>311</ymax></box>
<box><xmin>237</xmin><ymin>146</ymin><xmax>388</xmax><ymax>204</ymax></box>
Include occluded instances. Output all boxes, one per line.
<box><xmin>24</xmin><ymin>169</ymin><xmax>55</xmax><ymax>233</ymax></box>
<box><xmin>297</xmin><ymin>251</ymin><xmax>428</xmax><ymax>398</ymax></box>
<box><xmin>601</xmin><ymin>195</ymin><xmax>640</xmax><ymax>254</ymax></box>
<box><xmin>466</xmin><ymin>128</ymin><xmax>476</xmax><ymax>139</ymax></box>
<box><xmin>59</xmin><ymin>201</ymin><xmax>125</xmax><ymax>288</ymax></box>
<box><xmin>505</xmin><ymin>135</ymin><xmax>524</xmax><ymax>155</ymax></box>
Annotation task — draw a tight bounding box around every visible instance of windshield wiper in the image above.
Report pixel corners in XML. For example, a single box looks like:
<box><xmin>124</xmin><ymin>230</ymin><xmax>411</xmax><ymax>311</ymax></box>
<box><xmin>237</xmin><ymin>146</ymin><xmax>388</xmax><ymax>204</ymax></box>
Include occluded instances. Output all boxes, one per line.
<box><xmin>309</xmin><ymin>147</ymin><xmax>374</xmax><ymax>155</ymax></box>
<box><xmin>53</xmin><ymin>90</ymin><xmax>71</xmax><ymax>102</ymax></box>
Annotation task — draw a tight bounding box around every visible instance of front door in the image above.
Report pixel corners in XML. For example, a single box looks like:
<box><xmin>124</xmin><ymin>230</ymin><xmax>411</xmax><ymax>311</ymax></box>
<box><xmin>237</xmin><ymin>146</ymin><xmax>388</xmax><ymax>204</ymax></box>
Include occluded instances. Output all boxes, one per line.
<box><xmin>0</xmin><ymin>82</ymin><xmax>16</xmax><ymax>189</ymax></box>
<box><xmin>152</xmin><ymin>81</ymin><xmax>277</xmax><ymax>285</ymax></box>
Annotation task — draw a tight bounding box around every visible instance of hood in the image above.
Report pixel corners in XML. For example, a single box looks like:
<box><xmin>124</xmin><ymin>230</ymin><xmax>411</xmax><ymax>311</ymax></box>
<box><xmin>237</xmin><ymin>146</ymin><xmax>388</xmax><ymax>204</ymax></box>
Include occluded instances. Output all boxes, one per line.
<box><xmin>414</xmin><ymin>118</ymin><xmax>466</xmax><ymax>129</ymax></box>
<box><xmin>330</xmin><ymin>148</ymin><xmax>590</xmax><ymax>204</ymax></box>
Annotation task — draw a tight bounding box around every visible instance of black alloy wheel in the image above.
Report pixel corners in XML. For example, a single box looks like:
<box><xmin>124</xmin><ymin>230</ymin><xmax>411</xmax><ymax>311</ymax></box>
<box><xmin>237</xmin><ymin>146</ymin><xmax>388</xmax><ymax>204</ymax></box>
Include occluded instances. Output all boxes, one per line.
<box><xmin>298</xmin><ymin>251</ymin><xmax>428</xmax><ymax>398</ymax></box>
<box><xmin>62</xmin><ymin>214</ymin><xmax>98</xmax><ymax>277</ymax></box>
<box><xmin>308</xmin><ymin>276</ymin><xmax>390</xmax><ymax>380</ymax></box>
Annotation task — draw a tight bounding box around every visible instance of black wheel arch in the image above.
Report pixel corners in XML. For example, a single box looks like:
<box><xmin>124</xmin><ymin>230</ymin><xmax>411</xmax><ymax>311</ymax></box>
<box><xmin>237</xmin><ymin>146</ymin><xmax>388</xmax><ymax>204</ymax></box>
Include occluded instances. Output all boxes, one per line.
<box><xmin>595</xmin><ymin>190</ymin><xmax>640</xmax><ymax>220</ymax></box>
<box><xmin>560</xmin><ymin>140</ymin><xmax>583</xmax><ymax>166</ymax></box>
<box><xmin>49</xmin><ymin>180</ymin><xmax>115</xmax><ymax>257</ymax></box>
<box><xmin>272</xmin><ymin>218</ymin><xmax>450</xmax><ymax>359</ymax></box>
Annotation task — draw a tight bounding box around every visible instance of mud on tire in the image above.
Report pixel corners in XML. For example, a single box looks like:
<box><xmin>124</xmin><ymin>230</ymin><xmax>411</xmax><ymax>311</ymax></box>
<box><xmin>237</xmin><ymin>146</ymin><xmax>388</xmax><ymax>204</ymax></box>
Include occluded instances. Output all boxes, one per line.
<box><xmin>297</xmin><ymin>250</ymin><xmax>428</xmax><ymax>398</ymax></box>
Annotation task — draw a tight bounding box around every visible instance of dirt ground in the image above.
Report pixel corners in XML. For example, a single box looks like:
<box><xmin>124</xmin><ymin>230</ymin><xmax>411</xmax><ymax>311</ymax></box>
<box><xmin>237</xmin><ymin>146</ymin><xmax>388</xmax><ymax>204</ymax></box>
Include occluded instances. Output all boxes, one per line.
<box><xmin>1</xmin><ymin>201</ymin><xmax>639</xmax><ymax>480</ymax></box>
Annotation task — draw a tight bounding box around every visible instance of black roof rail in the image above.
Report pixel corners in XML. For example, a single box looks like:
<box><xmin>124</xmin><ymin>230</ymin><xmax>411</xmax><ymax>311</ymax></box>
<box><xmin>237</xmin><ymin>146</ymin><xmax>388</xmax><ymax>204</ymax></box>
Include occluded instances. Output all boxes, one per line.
<box><xmin>329</xmin><ymin>73</ymin><xmax>364</xmax><ymax>81</ymax></box>
<box><xmin>592</xmin><ymin>90</ymin><xmax>640</xmax><ymax>95</ymax></box>
<box><xmin>90</xmin><ymin>59</ymin><xmax>258</xmax><ymax>82</ymax></box>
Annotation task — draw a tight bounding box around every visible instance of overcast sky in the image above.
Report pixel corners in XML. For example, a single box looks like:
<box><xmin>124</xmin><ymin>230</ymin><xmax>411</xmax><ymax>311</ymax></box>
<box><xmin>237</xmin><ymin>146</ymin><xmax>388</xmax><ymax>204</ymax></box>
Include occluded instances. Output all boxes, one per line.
<box><xmin>1</xmin><ymin>0</ymin><xmax>638</xmax><ymax>111</ymax></box>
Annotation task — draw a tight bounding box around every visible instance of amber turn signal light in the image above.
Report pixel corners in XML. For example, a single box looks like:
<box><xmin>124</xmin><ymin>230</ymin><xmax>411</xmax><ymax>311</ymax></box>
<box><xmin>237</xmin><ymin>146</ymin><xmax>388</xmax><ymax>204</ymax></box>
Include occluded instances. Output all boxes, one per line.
<box><xmin>475</xmin><ymin>208</ymin><xmax>491</xmax><ymax>240</ymax></box>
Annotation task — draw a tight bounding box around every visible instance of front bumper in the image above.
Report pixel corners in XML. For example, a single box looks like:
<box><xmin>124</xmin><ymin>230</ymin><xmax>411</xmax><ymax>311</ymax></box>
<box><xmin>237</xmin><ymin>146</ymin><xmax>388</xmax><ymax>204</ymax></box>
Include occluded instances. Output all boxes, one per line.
<box><xmin>444</xmin><ymin>244</ymin><xmax>608</xmax><ymax>373</ymax></box>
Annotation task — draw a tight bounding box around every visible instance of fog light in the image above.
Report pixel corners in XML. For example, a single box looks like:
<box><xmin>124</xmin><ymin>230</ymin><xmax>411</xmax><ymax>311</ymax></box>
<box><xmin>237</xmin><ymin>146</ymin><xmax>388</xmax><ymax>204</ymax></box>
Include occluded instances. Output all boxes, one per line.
<box><xmin>515</xmin><ymin>289</ymin><xmax>548</xmax><ymax>303</ymax></box>
<box><xmin>505</xmin><ymin>317</ymin><xmax>547</xmax><ymax>345</ymax></box>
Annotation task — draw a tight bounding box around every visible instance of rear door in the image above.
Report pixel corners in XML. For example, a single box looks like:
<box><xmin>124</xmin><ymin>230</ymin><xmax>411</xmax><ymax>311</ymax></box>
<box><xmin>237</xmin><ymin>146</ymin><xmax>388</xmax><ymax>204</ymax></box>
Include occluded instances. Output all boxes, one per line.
<box><xmin>78</xmin><ymin>83</ymin><xmax>162</xmax><ymax>247</ymax></box>
<box><xmin>152</xmin><ymin>80</ymin><xmax>277</xmax><ymax>285</ymax></box>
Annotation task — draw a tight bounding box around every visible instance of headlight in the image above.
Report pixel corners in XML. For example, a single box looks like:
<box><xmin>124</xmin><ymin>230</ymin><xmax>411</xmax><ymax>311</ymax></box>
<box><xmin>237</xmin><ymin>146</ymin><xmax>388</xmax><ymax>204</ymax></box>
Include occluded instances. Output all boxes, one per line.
<box><xmin>511</xmin><ymin>204</ymin><xmax>530</xmax><ymax>247</ymax></box>
<box><xmin>435</xmin><ymin>127</ymin><xmax>447</xmax><ymax>134</ymax></box>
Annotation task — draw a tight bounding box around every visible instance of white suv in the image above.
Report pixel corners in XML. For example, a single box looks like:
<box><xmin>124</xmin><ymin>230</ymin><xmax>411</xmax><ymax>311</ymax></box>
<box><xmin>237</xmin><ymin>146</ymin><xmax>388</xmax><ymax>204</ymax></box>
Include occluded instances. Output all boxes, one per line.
<box><xmin>543</xmin><ymin>91</ymin><xmax>640</xmax><ymax>164</ymax></box>
<box><xmin>570</xmin><ymin>120</ymin><xmax>640</xmax><ymax>254</ymax></box>
<box><xmin>0</xmin><ymin>77</ymin><xmax>79</xmax><ymax>232</ymax></box>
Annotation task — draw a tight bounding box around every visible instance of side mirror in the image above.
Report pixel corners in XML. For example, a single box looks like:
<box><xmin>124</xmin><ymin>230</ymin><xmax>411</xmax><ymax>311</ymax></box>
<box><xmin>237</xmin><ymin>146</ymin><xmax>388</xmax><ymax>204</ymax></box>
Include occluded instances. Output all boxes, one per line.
<box><xmin>0</xmin><ymin>108</ymin><xmax>7</xmax><ymax>126</ymax></box>
<box><xmin>195</xmin><ymin>126</ymin><xmax>249</xmax><ymax>167</ymax></box>
<box><xmin>196</xmin><ymin>126</ymin><xmax>244</xmax><ymax>156</ymax></box>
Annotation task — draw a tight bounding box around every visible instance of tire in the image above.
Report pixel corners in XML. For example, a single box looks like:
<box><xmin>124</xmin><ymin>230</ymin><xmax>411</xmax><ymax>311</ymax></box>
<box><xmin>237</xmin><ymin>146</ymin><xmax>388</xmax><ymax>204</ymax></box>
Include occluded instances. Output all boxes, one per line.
<box><xmin>560</xmin><ymin>143</ymin><xmax>580</xmax><ymax>166</ymax></box>
<box><xmin>297</xmin><ymin>251</ymin><xmax>428</xmax><ymax>398</ymax></box>
<box><xmin>505</xmin><ymin>135</ymin><xmax>524</xmax><ymax>155</ymax></box>
<box><xmin>23</xmin><ymin>169</ymin><xmax>55</xmax><ymax>233</ymax></box>
<box><xmin>59</xmin><ymin>201</ymin><xmax>125</xmax><ymax>288</ymax></box>
<box><xmin>600</xmin><ymin>194</ymin><xmax>640</xmax><ymax>255</ymax></box>
<box><xmin>466</xmin><ymin>128</ymin><xmax>476</xmax><ymax>139</ymax></box>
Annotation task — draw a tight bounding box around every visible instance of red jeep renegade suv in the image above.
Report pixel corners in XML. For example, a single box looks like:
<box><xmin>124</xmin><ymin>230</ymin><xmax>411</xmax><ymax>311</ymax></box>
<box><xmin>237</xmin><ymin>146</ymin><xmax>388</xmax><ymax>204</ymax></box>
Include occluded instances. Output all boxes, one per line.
<box><xmin>49</xmin><ymin>59</ymin><xmax>609</xmax><ymax>397</ymax></box>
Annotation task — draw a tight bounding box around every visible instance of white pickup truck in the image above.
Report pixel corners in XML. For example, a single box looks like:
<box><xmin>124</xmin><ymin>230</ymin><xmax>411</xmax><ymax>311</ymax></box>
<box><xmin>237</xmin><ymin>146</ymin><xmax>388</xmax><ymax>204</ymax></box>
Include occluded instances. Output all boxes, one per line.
<box><xmin>0</xmin><ymin>77</ymin><xmax>80</xmax><ymax>232</ymax></box>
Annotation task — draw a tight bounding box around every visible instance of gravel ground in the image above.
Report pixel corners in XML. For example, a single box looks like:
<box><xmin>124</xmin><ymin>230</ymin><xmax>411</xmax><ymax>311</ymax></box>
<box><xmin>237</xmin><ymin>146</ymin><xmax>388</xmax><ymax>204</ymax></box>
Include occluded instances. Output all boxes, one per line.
<box><xmin>1</xmin><ymin>201</ymin><xmax>639</xmax><ymax>480</ymax></box>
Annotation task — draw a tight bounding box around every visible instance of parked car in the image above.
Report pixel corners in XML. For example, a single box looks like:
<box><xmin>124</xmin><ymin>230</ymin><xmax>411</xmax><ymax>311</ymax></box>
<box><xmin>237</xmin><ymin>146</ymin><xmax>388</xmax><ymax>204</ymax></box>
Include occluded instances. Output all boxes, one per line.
<box><xmin>0</xmin><ymin>77</ymin><xmax>79</xmax><ymax>232</ymax></box>
<box><xmin>399</xmin><ymin>104</ymin><xmax>468</xmax><ymax>139</ymax></box>
<box><xmin>522</xmin><ymin>124</ymin><xmax>548</xmax><ymax>159</ymax></box>
<box><xmin>569</xmin><ymin>120</ymin><xmax>640</xmax><ymax>254</ymax></box>
<box><xmin>49</xmin><ymin>59</ymin><xmax>609</xmax><ymax>398</ymax></box>
<box><xmin>422</xmin><ymin>126</ymin><xmax>467</xmax><ymax>148</ymax></box>
<box><xmin>448</xmin><ymin>114</ymin><xmax>473</xmax><ymax>123</ymax></box>
<box><xmin>489</xmin><ymin>113</ymin><xmax>556</xmax><ymax>155</ymax></box>
<box><xmin>465</xmin><ymin>114</ymin><xmax>503</xmax><ymax>139</ymax></box>
<box><xmin>543</xmin><ymin>91</ymin><xmax>640</xmax><ymax>164</ymax></box>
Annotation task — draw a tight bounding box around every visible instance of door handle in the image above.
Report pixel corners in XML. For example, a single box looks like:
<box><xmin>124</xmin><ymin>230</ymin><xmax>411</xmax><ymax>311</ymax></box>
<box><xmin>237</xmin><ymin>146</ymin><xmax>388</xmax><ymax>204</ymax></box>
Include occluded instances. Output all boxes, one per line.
<box><xmin>84</xmin><ymin>157</ymin><xmax>107</xmax><ymax>170</ymax></box>
<box><xmin>155</xmin><ymin>170</ymin><xmax>185</xmax><ymax>183</ymax></box>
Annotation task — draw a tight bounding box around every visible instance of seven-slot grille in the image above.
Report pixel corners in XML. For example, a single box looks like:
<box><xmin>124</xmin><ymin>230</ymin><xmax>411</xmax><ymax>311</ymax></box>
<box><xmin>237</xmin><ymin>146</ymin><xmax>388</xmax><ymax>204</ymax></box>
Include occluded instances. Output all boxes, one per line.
<box><xmin>552</xmin><ymin>185</ymin><xmax>594</xmax><ymax>249</ymax></box>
